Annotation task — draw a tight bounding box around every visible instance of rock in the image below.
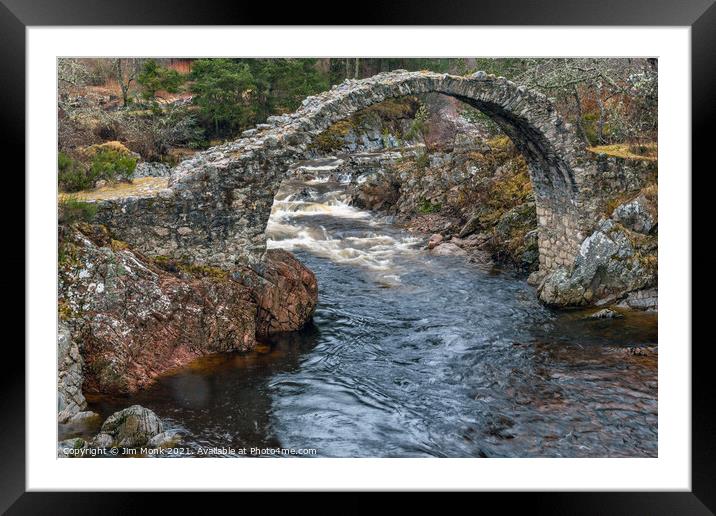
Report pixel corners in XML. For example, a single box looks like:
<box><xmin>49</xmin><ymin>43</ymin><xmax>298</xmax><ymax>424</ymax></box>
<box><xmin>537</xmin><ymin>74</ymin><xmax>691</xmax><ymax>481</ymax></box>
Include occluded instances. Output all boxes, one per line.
<box><xmin>427</xmin><ymin>233</ymin><xmax>443</xmax><ymax>249</ymax></box>
<box><xmin>59</xmin><ymin>225</ymin><xmax>258</xmax><ymax>393</ymax></box>
<box><xmin>431</xmin><ymin>242</ymin><xmax>467</xmax><ymax>257</ymax></box>
<box><xmin>293</xmin><ymin>187</ymin><xmax>319</xmax><ymax>201</ymax></box>
<box><xmin>251</xmin><ymin>249</ymin><xmax>318</xmax><ymax>337</ymax></box>
<box><xmin>617</xmin><ymin>288</ymin><xmax>658</xmax><ymax>311</ymax></box>
<box><xmin>586</xmin><ymin>308</ymin><xmax>624</xmax><ymax>319</ymax></box>
<box><xmin>89</xmin><ymin>433</ymin><xmax>114</xmax><ymax>449</ymax></box>
<box><xmin>134</xmin><ymin>161</ymin><xmax>172</xmax><ymax>178</ymax></box>
<box><xmin>57</xmin><ymin>321</ymin><xmax>88</xmax><ymax>423</ymax></box>
<box><xmin>347</xmin><ymin>170</ymin><xmax>401</xmax><ymax>212</ymax></box>
<box><xmin>527</xmin><ymin>269</ymin><xmax>547</xmax><ymax>287</ymax></box>
<box><xmin>611</xmin><ymin>193</ymin><xmax>656</xmax><ymax>234</ymax></box>
<box><xmin>458</xmin><ymin>213</ymin><xmax>482</xmax><ymax>238</ymax></box>
<box><xmin>64</xmin><ymin>410</ymin><xmax>101</xmax><ymax>425</ymax></box>
<box><xmin>492</xmin><ymin>203</ymin><xmax>538</xmax><ymax>272</ymax></box>
<box><xmin>147</xmin><ymin>430</ymin><xmax>183</xmax><ymax>448</ymax></box>
<box><xmin>539</xmin><ymin>218</ymin><xmax>657</xmax><ymax>306</ymax></box>
<box><xmin>57</xmin><ymin>438</ymin><xmax>87</xmax><ymax>457</ymax></box>
<box><xmin>99</xmin><ymin>405</ymin><xmax>164</xmax><ymax>448</ymax></box>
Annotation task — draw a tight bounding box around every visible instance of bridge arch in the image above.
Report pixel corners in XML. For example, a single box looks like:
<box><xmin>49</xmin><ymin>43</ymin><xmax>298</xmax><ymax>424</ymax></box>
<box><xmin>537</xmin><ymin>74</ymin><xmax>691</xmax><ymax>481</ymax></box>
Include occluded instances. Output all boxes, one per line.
<box><xmin>102</xmin><ymin>71</ymin><xmax>601</xmax><ymax>278</ymax></box>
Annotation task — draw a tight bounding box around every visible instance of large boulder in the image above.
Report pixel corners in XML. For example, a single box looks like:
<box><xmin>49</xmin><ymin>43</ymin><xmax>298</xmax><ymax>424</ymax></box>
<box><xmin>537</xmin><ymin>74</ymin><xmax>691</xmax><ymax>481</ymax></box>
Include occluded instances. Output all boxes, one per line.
<box><xmin>539</xmin><ymin>218</ymin><xmax>657</xmax><ymax>306</ymax></box>
<box><xmin>250</xmin><ymin>249</ymin><xmax>318</xmax><ymax>337</ymax></box>
<box><xmin>538</xmin><ymin>191</ymin><xmax>657</xmax><ymax>307</ymax></box>
<box><xmin>98</xmin><ymin>405</ymin><xmax>164</xmax><ymax>448</ymax></box>
<box><xmin>59</xmin><ymin>224</ymin><xmax>258</xmax><ymax>393</ymax></box>
<box><xmin>347</xmin><ymin>170</ymin><xmax>401</xmax><ymax>212</ymax></box>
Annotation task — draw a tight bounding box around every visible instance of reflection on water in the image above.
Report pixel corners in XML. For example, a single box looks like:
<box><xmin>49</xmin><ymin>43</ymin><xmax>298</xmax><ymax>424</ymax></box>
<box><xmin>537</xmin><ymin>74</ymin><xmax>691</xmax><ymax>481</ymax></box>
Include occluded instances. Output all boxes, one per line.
<box><xmin>84</xmin><ymin>159</ymin><xmax>657</xmax><ymax>457</ymax></box>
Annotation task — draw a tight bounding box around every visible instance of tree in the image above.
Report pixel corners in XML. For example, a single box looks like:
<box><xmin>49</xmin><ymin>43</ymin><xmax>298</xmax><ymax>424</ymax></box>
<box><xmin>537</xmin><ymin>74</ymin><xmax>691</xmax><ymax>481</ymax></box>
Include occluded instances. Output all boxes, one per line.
<box><xmin>137</xmin><ymin>59</ymin><xmax>184</xmax><ymax>102</ymax></box>
<box><xmin>57</xmin><ymin>58</ymin><xmax>90</xmax><ymax>111</ymax></box>
<box><xmin>244</xmin><ymin>59</ymin><xmax>329</xmax><ymax>118</ymax></box>
<box><xmin>514</xmin><ymin>58</ymin><xmax>657</xmax><ymax>145</ymax></box>
<box><xmin>190</xmin><ymin>59</ymin><xmax>257</xmax><ymax>136</ymax></box>
<box><xmin>111</xmin><ymin>58</ymin><xmax>144</xmax><ymax>107</ymax></box>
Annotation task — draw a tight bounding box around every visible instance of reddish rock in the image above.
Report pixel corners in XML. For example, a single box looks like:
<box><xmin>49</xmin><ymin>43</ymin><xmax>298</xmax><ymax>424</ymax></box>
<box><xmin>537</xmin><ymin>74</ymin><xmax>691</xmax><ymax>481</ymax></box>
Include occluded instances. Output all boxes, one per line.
<box><xmin>427</xmin><ymin>233</ymin><xmax>443</xmax><ymax>250</ymax></box>
<box><xmin>59</xmin><ymin>225</ymin><xmax>318</xmax><ymax>394</ymax></box>
<box><xmin>251</xmin><ymin>249</ymin><xmax>318</xmax><ymax>337</ymax></box>
<box><xmin>430</xmin><ymin>242</ymin><xmax>467</xmax><ymax>257</ymax></box>
<box><xmin>60</xmin><ymin>225</ymin><xmax>258</xmax><ymax>393</ymax></box>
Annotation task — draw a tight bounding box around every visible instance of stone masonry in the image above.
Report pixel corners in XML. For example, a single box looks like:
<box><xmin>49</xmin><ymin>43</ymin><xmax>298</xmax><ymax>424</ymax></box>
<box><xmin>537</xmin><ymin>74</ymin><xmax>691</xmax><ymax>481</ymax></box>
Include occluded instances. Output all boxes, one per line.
<box><xmin>93</xmin><ymin>70</ymin><xmax>651</xmax><ymax>303</ymax></box>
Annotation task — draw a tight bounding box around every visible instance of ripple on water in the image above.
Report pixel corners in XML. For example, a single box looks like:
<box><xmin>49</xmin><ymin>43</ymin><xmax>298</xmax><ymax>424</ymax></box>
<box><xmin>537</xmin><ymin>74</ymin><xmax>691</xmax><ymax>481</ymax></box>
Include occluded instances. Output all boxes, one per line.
<box><xmin>83</xmin><ymin>168</ymin><xmax>657</xmax><ymax>458</ymax></box>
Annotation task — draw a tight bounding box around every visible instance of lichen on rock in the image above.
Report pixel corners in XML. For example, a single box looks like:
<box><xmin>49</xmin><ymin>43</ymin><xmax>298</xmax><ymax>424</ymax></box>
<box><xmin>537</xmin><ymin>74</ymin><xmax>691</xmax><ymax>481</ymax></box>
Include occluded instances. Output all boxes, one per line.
<box><xmin>97</xmin><ymin>405</ymin><xmax>164</xmax><ymax>448</ymax></box>
<box><xmin>58</xmin><ymin>222</ymin><xmax>317</xmax><ymax>394</ymax></box>
<box><xmin>537</xmin><ymin>191</ymin><xmax>657</xmax><ymax>307</ymax></box>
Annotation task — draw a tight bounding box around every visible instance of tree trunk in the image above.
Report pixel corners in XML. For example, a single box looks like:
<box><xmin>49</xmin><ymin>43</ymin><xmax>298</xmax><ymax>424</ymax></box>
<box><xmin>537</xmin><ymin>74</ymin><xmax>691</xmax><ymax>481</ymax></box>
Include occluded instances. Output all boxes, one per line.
<box><xmin>571</xmin><ymin>85</ymin><xmax>590</xmax><ymax>145</ymax></box>
<box><xmin>595</xmin><ymin>83</ymin><xmax>606</xmax><ymax>144</ymax></box>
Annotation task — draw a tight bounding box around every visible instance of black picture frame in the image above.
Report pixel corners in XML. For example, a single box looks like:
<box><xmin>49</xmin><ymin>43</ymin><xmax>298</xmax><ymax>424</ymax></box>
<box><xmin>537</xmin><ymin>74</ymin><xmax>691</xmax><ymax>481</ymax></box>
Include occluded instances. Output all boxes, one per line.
<box><xmin>4</xmin><ymin>0</ymin><xmax>710</xmax><ymax>511</ymax></box>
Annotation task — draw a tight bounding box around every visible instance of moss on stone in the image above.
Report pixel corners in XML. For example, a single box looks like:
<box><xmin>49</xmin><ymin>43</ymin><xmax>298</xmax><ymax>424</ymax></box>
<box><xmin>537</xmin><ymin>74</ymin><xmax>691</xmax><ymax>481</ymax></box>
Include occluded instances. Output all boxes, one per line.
<box><xmin>58</xmin><ymin>299</ymin><xmax>76</xmax><ymax>321</ymax></box>
<box><xmin>151</xmin><ymin>255</ymin><xmax>230</xmax><ymax>281</ymax></box>
<box><xmin>309</xmin><ymin>97</ymin><xmax>418</xmax><ymax>153</ymax></box>
<box><xmin>587</xmin><ymin>143</ymin><xmax>657</xmax><ymax>162</ymax></box>
<box><xmin>417</xmin><ymin>198</ymin><xmax>441</xmax><ymax>214</ymax></box>
<box><xmin>110</xmin><ymin>239</ymin><xmax>130</xmax><ymax>251</ymax></box>
<box><xmin>310</xmin><ymin>120</ymin><xmax>354</xmax><ymax>152</ymax></box>
<box><xmin>179</xmin><ymin>263</ymin><xmax>230</xmax><ymax>280</ymax></box>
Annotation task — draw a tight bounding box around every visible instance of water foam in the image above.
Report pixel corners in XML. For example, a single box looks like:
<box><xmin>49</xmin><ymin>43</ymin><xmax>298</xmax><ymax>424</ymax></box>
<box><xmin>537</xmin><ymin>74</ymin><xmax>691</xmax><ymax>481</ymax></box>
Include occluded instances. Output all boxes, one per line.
<box><xmin>267</xmin><ymin>188</ymin><xmax>420</xmax><ymax>282</ymax></box>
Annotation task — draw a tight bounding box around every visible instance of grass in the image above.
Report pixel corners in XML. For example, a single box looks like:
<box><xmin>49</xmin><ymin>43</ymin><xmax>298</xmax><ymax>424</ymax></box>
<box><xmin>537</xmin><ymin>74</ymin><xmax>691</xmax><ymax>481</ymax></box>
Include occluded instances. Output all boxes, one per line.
<box><xmin>417</xmin><ymin>198</ymin><xmax>441</xmax><ymax>214</ymax></box>
<box><xmin>58</xmin><ymin>176</ymin><xmax>168</xmax><ymax>202</ymax></box>
<box><xmin>586</xmin><ymin>143</ymin><xmax>657</xmax><ymax>162</ymax></box>
<box><xmin>58</xmin><ymin>197</ymin><xmax>99</xmax><ymax>224</ymax></box>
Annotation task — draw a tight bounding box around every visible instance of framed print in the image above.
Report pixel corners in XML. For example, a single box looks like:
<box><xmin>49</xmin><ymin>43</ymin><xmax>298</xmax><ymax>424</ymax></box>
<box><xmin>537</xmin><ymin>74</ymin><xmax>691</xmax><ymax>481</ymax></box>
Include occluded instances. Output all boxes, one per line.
<box><xmin>6</xmin><ymin>0</ymin><xmax>712</xmax><ymax>510</ymax></box>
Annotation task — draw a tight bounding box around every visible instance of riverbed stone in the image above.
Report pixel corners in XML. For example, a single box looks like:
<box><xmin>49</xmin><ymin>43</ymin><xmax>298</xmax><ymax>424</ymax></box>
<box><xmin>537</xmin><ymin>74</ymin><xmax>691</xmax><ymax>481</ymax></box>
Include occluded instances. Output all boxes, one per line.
<box><xmin>431</xmin><ymin>242</ymin><xmax>468</xmax><ymax>257</ymax></box>
<box><xmin>586</xmin><ymin>308</ymin><xmax>624</xmax><ymax>319</ymax></box>
<box><xmin>147</xmin><ymin>430</ymin><xmax>183</xmax><ymax>449</ymax></box>
<box><xmin>99</xmin><ymin>405</ymin><xmax>164</xmax><ymax>448</ymax></box>
<box><xmin>250</xmin><ymin>249</ymin><xmax>318</xmax><ymax>337</ymax></box>
<box><xmin>427</xmin><ymin>233</ymin><xmax>444</xmax><ymax>249</ymax></box>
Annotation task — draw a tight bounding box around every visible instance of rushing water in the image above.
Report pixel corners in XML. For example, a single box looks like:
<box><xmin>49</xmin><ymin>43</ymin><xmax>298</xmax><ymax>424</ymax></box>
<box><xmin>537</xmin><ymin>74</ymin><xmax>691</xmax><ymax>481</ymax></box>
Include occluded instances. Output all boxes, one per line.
<box><xmin>83</xmin><ymin>159</ymin><xmax>658</xmax><ymax>458</ymax></box>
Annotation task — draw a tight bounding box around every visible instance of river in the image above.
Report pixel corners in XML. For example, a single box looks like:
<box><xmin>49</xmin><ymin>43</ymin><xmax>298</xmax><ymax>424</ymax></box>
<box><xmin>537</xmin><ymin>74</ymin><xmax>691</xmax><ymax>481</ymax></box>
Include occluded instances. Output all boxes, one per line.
<box><xmin>84</xmin><ymin>159</ymin><xmax>658</xmax><ymax>458</ymax></box>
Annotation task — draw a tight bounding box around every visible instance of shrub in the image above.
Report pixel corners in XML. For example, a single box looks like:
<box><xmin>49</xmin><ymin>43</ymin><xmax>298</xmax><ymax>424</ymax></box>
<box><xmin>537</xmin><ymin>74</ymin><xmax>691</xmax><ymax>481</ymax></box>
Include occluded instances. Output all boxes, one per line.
<box><xmin>415</xmin><ymin>150</ymin><xmax>430</xmax><ymax>170</ymax></box>
<box><xmin>58</xmin><ymin>197</ymin><xmax>98</xmax><ymax>224</ymax></box>
<box><xmin>118</xmin><ymin>109</ymin><xmax>205</xmax><ymax>161</ymax></box>
<box><xmin>89</xmin><ymin>148</ymin><xmax>137</xmax><ymax>182</ymax></box>
<box><xmin>58</xmin><ymin>152</ymin><xmax>97</xmax><ymax>192</ymax></box>
<box><xmin>417</xmin><ymin>198</ymin><xmax>441</xmax><ymax>214</ymax></box>
<box><xmin>405</xmin><ymin>103</ymin><xmax>429</xmax><ymax>141</ymax></box>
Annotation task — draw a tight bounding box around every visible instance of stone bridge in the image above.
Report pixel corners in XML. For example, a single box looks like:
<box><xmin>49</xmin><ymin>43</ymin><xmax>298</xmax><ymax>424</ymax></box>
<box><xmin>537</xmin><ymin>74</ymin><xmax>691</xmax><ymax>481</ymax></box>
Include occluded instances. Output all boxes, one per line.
<box><xmin>95</xmin><ymin>70</ymin><xmax>651</xmax><ymax>300</ymax></box>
